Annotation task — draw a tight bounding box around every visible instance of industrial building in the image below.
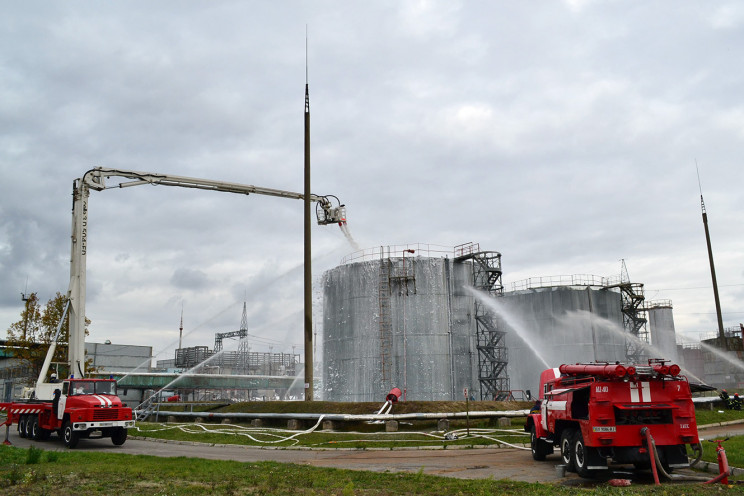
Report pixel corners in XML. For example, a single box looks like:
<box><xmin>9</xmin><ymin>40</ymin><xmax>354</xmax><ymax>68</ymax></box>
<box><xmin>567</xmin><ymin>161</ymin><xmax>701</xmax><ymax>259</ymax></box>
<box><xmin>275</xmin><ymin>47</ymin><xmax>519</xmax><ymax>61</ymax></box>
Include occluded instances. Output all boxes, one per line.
<box><xmin>86</xmin><ymin>341</ymin><xmax>153</xmax><ymax>374</ymax></box>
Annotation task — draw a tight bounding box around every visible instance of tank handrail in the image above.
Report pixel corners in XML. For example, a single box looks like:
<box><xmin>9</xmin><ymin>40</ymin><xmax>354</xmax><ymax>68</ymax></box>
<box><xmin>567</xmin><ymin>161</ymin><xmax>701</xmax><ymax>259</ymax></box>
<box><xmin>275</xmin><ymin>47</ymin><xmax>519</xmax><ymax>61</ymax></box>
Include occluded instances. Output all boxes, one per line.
<box><xmin>340</xmin><ymin>243</ymin><xmax>458</xmax><ymax>264</ymax></box>
<box><xmin>510</xmin><ymin>274</ymin><xmax>623</xmax><ymax>291</ymax></box>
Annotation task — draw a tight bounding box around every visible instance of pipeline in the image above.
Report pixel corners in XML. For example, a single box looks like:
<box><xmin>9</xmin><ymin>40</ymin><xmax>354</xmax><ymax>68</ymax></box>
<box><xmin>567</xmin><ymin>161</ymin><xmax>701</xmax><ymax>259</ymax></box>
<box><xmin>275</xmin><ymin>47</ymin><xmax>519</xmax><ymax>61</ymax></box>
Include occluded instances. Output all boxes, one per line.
<box><xmin>139</xmin><ymin>409</ymin><xmax>530</xmax><ymax>422</ymax></box>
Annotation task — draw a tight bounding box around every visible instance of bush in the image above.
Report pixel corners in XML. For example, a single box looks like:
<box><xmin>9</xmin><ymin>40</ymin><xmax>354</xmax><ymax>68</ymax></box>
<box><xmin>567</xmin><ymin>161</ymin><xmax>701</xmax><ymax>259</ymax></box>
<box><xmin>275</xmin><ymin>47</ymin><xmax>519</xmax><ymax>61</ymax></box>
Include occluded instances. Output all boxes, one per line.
<box><xmin>25</xmin><ymin>446</ymin><xmax>42</xmax><ymax>465</ymax></box>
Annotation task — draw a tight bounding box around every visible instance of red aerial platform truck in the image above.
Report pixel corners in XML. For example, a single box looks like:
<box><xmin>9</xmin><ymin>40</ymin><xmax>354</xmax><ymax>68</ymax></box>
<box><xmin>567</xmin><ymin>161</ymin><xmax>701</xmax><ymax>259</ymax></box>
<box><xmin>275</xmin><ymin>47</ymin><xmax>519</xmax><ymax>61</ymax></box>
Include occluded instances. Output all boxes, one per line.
<box><xmin>1</xmin><ymin>377</ymin><xmax>134</xmax><ymax>448</ymax></box>
<box><xmin>1</xmin><ymin>167</ymin><xmax>347</xmax><ymax>448</ymax></box>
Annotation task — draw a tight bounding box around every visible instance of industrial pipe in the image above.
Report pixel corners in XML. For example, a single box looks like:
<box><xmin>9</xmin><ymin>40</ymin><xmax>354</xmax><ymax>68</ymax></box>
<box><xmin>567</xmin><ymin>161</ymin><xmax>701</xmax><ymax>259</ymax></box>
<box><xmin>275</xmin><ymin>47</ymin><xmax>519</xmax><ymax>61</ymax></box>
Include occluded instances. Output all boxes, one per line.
<box><xmin>559</xmin><ymin>364</ymin><xmax>627</xmax><ymax>378</ymax></box>
<box><xmin>139</xmin><ymin>409</ymin><xmax>529</xmax><ymax>423</ymax></box>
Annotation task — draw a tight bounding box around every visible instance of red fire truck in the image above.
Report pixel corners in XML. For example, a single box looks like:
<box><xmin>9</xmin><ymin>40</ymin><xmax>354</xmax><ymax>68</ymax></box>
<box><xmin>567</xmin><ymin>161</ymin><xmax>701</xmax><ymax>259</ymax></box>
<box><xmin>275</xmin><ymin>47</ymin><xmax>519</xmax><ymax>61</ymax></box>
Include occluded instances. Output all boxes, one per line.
<box><xmin>526</xmin><ymin>360</ymin><xmax>702</xmax><ymax>477</ymax></box>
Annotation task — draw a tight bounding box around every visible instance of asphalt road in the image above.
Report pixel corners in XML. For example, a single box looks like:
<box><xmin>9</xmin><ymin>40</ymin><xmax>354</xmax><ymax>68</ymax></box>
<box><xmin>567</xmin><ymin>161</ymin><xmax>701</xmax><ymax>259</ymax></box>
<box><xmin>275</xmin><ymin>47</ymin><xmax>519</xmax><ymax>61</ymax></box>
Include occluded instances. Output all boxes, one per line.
<box><xmin>4</xmin><ymin>421</ymin><xmax>744</xmax><ymax>483</ymax></box>
<box><xmin>3</xmin><ymin>429</ymin><xmax>566</xmax><ymax>482</ymax></box>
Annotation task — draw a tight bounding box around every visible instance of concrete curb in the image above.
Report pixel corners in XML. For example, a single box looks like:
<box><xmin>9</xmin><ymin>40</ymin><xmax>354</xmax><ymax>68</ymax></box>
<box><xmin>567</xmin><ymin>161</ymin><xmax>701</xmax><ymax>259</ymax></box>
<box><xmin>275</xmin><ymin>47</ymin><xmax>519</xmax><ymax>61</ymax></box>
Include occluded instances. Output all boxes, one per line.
<box><xmin>128</xmin><ymin>435</ymin><xmax>529</xmax><ymax>451</ymax></box>
<box><xmin>698</xmin><ymin>418</ymin><xmax>744</xmax><ymax>429</ymax></box>
<box><xmin>693</xmin><ymin>460</ymin><xmax>744</xmax><ymax>477</ymax></box>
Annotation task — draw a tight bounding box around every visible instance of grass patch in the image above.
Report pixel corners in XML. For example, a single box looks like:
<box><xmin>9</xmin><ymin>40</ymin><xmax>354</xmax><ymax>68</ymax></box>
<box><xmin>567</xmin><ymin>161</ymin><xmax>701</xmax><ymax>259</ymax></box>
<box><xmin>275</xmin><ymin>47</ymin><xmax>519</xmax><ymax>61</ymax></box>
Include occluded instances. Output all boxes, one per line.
<box><xmin>696</xmin><ymin>436</ymin><xmax>744</xmax><ymax>467</ymax></box>
<box><xmin>695</xmin><ymin>407</ymin><xmax>744</xmax><ymax>426</ymax></box>
<box><xmin>0</xmin><ymin>444</ymin><xmax>738</xmax><ymax>495</ymax></box>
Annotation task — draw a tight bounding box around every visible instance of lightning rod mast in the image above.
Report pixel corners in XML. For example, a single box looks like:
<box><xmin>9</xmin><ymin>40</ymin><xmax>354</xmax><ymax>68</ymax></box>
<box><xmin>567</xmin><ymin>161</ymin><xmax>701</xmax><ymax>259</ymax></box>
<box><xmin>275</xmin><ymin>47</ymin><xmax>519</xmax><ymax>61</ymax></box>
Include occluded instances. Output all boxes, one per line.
<box><xmin>697</xmin><ymin>166</ymin><xmax>727</xmax><ymax>350</ymax></box>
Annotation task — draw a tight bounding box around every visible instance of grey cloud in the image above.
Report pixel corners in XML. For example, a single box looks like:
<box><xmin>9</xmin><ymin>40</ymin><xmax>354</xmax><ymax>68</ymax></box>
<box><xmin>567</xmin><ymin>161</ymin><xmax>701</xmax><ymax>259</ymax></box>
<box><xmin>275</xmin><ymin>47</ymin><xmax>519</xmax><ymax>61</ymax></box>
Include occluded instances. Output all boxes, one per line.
<box><xmin>170</xmin><ymin>268</ymin><xmax>210</xmax><ymax>290</ymax></box>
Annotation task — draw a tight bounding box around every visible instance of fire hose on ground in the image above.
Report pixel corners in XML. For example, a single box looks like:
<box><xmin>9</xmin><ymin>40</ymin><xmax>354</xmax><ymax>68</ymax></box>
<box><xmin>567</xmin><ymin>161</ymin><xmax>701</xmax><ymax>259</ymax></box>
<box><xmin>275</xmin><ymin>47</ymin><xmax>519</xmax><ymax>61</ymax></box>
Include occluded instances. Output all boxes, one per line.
<box><xmin>131</xmin><ymin>420</ymin><xmax>530</xmax><ymax>448</ymax></box>
<box><xmin>641</xmin><ymin>427</ymin><xmax>732</xmax><ymax>485</ymax></box>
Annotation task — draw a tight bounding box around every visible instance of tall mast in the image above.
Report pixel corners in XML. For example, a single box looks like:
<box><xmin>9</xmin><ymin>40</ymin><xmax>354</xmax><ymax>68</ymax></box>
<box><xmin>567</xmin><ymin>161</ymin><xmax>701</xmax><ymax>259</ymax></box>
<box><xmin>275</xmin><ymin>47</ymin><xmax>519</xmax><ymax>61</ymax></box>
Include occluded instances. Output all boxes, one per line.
<box><xmin>698</xmin><ymin>166</ymin><xmax>726</xmax><ymax>350</ymax></box>
<box><xmin>178</xmin><ymin>304</ymin><xmax>184</xmax><ymax>351</ymax></box>
<box><xmin>303</xmin><ymin>28</ymin><xmax>314</xmax><ymax>400</ymax></box>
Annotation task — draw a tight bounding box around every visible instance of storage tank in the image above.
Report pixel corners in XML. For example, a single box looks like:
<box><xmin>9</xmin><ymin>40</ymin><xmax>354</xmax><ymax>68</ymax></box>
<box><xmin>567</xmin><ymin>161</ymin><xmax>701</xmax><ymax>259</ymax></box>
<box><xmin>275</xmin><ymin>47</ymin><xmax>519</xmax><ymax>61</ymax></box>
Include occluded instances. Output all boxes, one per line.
<box><xmin>324</xmin><ymin>257</ymin><xmax>644</xmax><ymax>402</ymax></box>
<box><xmin>502</xmin><ymin>276</ymin><xmax>627</xmax><ymax>397</ymax></box>
<box><xmin>322</xmin><ymin>245</ymin><xmax>480</xmax><ymax>402</ymax></box>
<box><xmin>646</xmin><ymin>301</ymin><xmax>680</xmax><ymax>363</ymax></box>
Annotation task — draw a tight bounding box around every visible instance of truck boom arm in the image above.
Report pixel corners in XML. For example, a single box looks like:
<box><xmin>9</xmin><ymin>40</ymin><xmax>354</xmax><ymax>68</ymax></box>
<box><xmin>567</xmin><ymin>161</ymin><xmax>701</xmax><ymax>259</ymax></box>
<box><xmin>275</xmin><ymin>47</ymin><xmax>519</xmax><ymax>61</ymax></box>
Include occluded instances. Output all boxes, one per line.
<box><xmin>65</xmin><ymin>167</ymin><xmax>345</xmax><ymax>380</ymax></box>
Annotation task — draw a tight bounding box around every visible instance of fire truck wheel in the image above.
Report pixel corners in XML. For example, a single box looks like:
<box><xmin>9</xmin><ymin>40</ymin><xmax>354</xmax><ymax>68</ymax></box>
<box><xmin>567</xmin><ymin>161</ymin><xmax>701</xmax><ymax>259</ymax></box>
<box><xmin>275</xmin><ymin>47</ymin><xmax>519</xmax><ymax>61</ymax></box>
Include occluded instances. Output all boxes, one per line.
<box><xmin>63</xmin><ymin>421</ymin><xmax>80</xmax><ymax>449</ymax></box>
<box><xmin>18</xmin><ymin>416</ymin><xmax>27</xmax><ymax>438</ymax></box>
<box><xmin>530</xmin><ymin>425</ymin><xmax>549</xmax><ymax>461</ymax></box>
<box><xmin>23</xmin><ymin>416</ymin><xmax>33</xmax><ymax>439</ymax></box>
<box><xmin>111</xmin><ymin>428</ymin><xmax>127</xmax><ymax>446</ymax></box>
<box><xmin>560</xmin><ymin>429</ymin><xmax>576</xmax><ymax>472</ymax></box>
<box><xmin>30</xmin><ymin>417</ymin><xmax>40</xmax><ymax>440</ymax></box>
<box><xmin>573</xmin><ymin>431</ymin><xmax>595</xmax><ymax>478</ymax></box>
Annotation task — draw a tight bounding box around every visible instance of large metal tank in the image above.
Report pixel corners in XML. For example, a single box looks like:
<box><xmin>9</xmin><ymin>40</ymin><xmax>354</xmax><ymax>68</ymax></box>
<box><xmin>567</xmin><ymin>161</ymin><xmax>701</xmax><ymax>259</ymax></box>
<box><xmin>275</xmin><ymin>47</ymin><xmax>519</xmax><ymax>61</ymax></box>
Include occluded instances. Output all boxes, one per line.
<box><xmin>646</xmin><ymin>301</ymin><xmax>680</xmax><ymax>363</ymax></box>
<box><xmin>502</xmin><ymin>276</ymin><xmax>627</xmax><ymax>397</ymax></box>
<box><xmin>322</xmin><ymin>245</ymin><xmax>478</xmax><ymax>402</ymax></box>
<box><xmin>324</xmin><ymin>260</ymin><xmax>641</xmax><ymax>402</ymax></box>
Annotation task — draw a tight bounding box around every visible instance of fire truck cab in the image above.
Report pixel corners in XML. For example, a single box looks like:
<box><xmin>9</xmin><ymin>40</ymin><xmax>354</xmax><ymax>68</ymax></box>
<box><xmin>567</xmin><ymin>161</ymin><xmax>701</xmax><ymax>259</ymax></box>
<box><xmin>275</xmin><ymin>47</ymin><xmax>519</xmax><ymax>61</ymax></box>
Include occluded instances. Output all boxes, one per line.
<box><xmin>526</xmin><ymin>361</ymin><xmax>701</xmax><ymax>477</ymax></box>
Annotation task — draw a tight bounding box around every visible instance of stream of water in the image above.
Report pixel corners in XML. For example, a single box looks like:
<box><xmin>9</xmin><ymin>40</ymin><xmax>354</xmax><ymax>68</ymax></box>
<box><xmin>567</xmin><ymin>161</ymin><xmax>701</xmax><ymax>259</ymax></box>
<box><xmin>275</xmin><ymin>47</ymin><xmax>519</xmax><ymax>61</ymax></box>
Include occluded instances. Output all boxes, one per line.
<box><xmin>561</xmin><ymin>310</ymin><xmax>706</xmax><ymax>382</ymax></box>
<box><xmin>466</xmin><ymin>287</ymin><xmax>551</xmax><ymax>369</ymax></box>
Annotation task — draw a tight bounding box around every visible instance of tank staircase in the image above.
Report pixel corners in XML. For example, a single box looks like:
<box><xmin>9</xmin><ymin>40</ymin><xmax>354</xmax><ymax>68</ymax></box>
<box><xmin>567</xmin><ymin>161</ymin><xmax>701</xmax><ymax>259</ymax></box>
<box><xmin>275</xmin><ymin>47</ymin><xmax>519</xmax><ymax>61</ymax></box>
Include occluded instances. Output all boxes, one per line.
<box><xmin>607</xmin><ymin>261</ymin><xmax>649</xmax><ymax>362</ymax></box>
<box><xmin>378</xmin><ymin>254</ymin><xmax>393</xmax><ymax>389</ymax></box>
<box><xmin>618</xmin><ymin>282</ymin><xmax>649</xmax><ymax>362</ymax></box>
<box><xmin>134</xmin><ymin>395</ymin><xmax>157</xmax><ymax>422</ymax></box>
<box><xmin>454</xmin><ymin>243</ymin><xmax>509</xmax><ymax>401</ymax></box>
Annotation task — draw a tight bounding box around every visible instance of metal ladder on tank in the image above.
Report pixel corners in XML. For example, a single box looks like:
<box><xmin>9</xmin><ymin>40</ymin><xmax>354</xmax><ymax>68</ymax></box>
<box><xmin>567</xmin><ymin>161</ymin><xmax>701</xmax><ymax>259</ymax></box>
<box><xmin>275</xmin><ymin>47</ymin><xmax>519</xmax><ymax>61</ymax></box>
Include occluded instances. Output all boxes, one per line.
<box><xmin>378</xmin><ymin>251</ymin><xmax>393</xmax><ymax>388</ymax></box>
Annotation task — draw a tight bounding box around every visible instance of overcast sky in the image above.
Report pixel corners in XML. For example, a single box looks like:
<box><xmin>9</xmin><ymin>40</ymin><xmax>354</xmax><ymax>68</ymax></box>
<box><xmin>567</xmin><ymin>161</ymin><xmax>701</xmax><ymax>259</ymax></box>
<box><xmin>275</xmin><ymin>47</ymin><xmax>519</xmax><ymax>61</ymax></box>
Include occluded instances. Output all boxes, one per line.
<box><xmin>1</xmin><ymin>1</ymin><xmax>742</xmax><ymax>364</ymax></box>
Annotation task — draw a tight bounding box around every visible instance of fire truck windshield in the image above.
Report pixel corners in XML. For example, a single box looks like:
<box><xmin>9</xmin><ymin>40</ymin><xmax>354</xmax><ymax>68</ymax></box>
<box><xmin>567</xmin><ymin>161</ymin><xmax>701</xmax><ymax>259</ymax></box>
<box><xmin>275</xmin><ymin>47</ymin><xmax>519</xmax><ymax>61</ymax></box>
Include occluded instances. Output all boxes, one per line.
<box><xmin>69</xmin><ymin>381</ymin><xmax>117</xmax><ymax>396</ymax></box>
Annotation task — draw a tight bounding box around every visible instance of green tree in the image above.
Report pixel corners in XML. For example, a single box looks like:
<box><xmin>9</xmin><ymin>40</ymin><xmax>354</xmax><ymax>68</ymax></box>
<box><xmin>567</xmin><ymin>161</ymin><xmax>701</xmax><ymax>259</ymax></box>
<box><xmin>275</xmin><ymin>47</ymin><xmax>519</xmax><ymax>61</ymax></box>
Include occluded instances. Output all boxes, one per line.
<box><xmin>6</xmin><ymin>292</ymin><xmax>91</xmax><ymax>382</ymax></box>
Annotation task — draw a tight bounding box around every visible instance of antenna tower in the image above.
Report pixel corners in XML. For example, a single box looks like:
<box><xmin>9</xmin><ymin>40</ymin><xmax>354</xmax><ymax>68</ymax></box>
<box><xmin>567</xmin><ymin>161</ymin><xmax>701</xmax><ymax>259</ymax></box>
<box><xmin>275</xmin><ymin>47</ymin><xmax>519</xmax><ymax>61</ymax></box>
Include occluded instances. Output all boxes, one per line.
<box><xmin>178</xmin><ymin>304</ymin><xmax>184</xmax><ymax>350</ymax></box>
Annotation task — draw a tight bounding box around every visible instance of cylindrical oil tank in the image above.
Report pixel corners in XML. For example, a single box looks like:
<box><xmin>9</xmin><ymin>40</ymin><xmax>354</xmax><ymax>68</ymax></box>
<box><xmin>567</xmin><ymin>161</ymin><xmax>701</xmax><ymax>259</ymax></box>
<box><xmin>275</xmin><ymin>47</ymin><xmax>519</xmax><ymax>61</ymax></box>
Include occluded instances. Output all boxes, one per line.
<box><xmin>646</xmin><ymin>301</ymin><xmax>680</xmax><ymax>363</ymax></box>
<box><xmin>678</xmin><ymin>344</ymin><xmax>705</xmax><ymax>383</ymax></box>
<box><xmin>322</xmin><ymin>246</ymin><xmax>479</xmax><ymax>402</ymax></box>
<box><xmin>502</xmin><ymin>280</ymin><xmax>627</xmax><ymax>396</ymax></box>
